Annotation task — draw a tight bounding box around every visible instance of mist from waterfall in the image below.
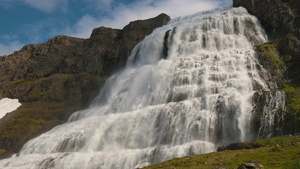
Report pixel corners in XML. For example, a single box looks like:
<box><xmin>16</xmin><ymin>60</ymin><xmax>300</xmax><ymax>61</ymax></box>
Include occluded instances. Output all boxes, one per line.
<box><xmin>0</xmin><ymin>6</ymin><xmax>285</xmax><ymax>169</ymax></box>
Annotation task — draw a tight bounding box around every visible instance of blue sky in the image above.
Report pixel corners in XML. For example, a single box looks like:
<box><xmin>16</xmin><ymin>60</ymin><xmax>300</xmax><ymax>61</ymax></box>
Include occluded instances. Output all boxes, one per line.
<box><xmin>0</xmin><ymin>0</ymin><xmax>232</xmax><ymax>56</ymax></box>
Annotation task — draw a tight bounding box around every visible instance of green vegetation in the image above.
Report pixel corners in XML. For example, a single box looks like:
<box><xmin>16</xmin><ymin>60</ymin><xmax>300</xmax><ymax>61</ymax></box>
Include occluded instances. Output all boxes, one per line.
<box><xmin>63</xmin><ymin>75</ymin><xmax>74</xmax><ymax>87</ymax></box>
<box><xmin>284</xmin><ymin>91</ymin><xmax>300</xmax><ymax>134</ymax></box>
<box><xmin>259</xmin><ymin>43</ymin><xmax>280</xmax><ymax>65</ymax></box>
<box><xmin>258</xmin><ymin>43</ymin><xmax>286</xmax><ymax>82</ymax></box>
<box><xmin>281</xmin><ymin>83</ymin><xmax>297</xmax><ymax>92</ymax></box>
<box><xmin>0</xmin><ymin>104</ymin><xmax>61</xmax><ymax>140</ymax></box>
<box><xmin>143</xmin><ymin>136</ymin><xmax>300</xmax><ymax>169</ymax></box>
<box><xmin>283</xmin><ymin>158</ymin><xmax>300</xmax><ymax>169</ymax></box>
<box><xmin>1</xmin><ymin>117</ymin><xmax>53</xmax><ymax>139</ymax></box>
<box><xmin>286</xmin><ymin>91</ymin><xmax>300</xmax><ymax>111</ymax></box>
<box><xmin>258</xmin><ymin>40</ymin><xmax>300</xmax><ymax>135</ymax></box>
<box><xmin>0</xmin><ymin>102</ymin><xmax>80</xmax><ymax>154</ymax></box>
<box><xmin>15</xmin><ymin>78</ymin><xmax>35</xmax><ymax>85</ymax></box>
<box><xmin>278</xmin><ymin>83</ymin><xmax>300</xmax><ymax>134</ymax></box>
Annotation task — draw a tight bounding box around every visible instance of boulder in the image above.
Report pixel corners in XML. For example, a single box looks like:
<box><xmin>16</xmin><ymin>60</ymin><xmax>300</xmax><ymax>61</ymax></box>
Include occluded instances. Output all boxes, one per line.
<box><xmin>237</xmin><ymin>161</ymin><xmax>264</xmax><ymax>169</ymax></box>
<box><xmin>217</xmin><ymin>142</ymin><xmax>263</xmax><ymax>152</ymax></box>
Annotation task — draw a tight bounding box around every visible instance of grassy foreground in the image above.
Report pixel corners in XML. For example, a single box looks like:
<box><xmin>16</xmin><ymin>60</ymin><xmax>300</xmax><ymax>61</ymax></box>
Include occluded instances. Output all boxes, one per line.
<box><xmin>143</xmin><ymin>136</ymin><xmax>300</xmax><ymax>169</ymax></box>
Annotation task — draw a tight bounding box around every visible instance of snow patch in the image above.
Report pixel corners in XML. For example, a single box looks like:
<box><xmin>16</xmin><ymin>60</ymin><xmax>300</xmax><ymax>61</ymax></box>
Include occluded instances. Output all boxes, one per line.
<box><xmin>0</xmin><ymin>98</ymin><xmax>21</xmax><ymax>119</ymax></box>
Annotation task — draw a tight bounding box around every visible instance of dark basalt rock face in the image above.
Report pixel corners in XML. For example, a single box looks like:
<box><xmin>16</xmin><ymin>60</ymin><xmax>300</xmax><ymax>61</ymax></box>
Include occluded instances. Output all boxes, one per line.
<box><xmin>0</xmin><ymin>13</ymin><xmax>170</xmax><ymax>158</ymax></box>
<box><xmin>233</xmin><ymin>0</ymin><xmax>300</xmax><ymax>40</ymax></box>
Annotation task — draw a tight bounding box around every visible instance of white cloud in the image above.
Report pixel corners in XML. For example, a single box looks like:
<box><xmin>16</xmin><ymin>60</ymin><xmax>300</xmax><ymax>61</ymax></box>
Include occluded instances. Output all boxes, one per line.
<box><xmin>67</xmin><ymin>15</ymin><xmax>102</xmax><ymax>38</ymax></box>
<box><xmin>85</xmin><ymin>0</ymin><xmax>114</xmax><ymax>11</ymax></box>
<box><xmin>0</xmin><ymin>0</ymin><xmax>115</xmax><ymax>12</ymax></box>
<box><xmin>0</xmin><ymin>0</ymin><xmax>69</xmax><ymax>12</ymax></box>
<box><xmin>0</xmin><ymin>0</ymin><xmax>232</xmax><ymax>51</ymax></box>
<box><xmin>65</xmin><ymin>0</ymin><xmax>228</xmax><ymax>39</ymax></box>
<box><xmin>0</xmin><ymin>0</ymin><xmax>16</xmax><ymax>8</ymax></box>
<box><xmin>2</xmin><ymin>34</ymin><xmax>18</xmax><ymax>41</ymax></box>
<box><xmin>19</xmin><ymin>17</ymin><xmax>70</xmax><ymax>44</ymax></box>
<box><xmin>0</xmin><ymin>41</ymin><xmax>24</xmax><ymax>56</ymax></box>
<box><xmin>102</xmin><ymin>0</ymin><xmax>220</xmax><ymax>28</ymax></box>
<box><xmin>23</xmin><ymin>0</ymin><xmax>68</xmax><ymax>12</ymax></box>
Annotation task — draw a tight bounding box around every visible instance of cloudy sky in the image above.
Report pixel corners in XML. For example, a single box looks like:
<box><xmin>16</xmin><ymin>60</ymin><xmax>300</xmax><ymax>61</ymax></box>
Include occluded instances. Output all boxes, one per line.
<box><xmin>0</xmin><ymin>0</ymin><xmax>232</xmax><ymax>56</ymax></box>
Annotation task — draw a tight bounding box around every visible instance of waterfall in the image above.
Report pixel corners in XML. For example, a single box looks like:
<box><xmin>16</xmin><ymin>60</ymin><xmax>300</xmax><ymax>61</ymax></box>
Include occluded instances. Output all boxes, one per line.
<box><xmin>0</xmin><ymin>6</ymin><xmax>285</xmax><ymax>169</ymax></box>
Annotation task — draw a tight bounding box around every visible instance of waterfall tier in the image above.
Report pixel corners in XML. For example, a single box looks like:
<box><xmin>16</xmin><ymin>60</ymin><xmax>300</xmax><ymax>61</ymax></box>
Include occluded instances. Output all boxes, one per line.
<box><xmin>0</xmin><ymin>6</ymin><xmax>285</xmax><ymax>169</ymax></box>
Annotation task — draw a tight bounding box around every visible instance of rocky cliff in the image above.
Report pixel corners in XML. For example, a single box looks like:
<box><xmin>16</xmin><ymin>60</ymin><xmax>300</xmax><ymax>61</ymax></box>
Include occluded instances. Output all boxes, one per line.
<box><xmin>0</xmin><ymin>13</ymin><xmax>170</xmax><ymax>158</ymax></box>
<box><xmin>233</xmin><ymin>0</ymin><xmax>300</xmax><ymax>40</ymax></box>
<box><xmin>234</xmin><ymin>0</ymin><xmax>300</xmax><ymax>135</ymax></box>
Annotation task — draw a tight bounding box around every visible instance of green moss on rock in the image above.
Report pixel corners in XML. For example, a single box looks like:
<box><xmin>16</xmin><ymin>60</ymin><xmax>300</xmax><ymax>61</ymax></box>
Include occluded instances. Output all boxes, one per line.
<box><xmin>256</xmin><ymin>36</ymin><xmax>300</xmax><ymax>135</ymax></box>
<box><xmin>283</xmin><ymin>91</ymin><xmax>300</xmax><ymax>134</ymax></box>
<box><xmin>258</xmin><ymin>43</ymin><xmax>285</xmax><ymax>75</ymax></box>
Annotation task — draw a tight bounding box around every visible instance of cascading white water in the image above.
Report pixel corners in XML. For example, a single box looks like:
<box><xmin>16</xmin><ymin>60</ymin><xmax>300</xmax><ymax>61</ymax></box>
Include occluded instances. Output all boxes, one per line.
<box><xmin>0</xmin><ymin>6</ymin><xmax>283</xmax><ymax>169</ymax></box>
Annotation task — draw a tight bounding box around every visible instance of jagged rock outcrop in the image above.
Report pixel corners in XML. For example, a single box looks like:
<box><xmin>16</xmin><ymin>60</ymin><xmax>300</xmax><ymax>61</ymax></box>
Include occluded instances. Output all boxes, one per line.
<box><xmin>0</xmin><ymin>13</ymin><xmax>170</xmax><ymax>158</ymax></box>
<box><xmin>234</xmin><ymin>0</ymin><xmax>300</xmax><ymax>135</ymax></box>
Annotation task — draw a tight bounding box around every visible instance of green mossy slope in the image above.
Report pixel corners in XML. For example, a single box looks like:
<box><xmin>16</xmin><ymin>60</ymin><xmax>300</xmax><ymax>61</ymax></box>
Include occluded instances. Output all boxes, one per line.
<box><xmin>144</xmin><ymin>136</ymin><xmax>300</xmax><ymax>169</ymax></box>
<box><xmin>0</xmin><ymin>102</ymin><xmax>80</xmax><ymax>158</ymax></box>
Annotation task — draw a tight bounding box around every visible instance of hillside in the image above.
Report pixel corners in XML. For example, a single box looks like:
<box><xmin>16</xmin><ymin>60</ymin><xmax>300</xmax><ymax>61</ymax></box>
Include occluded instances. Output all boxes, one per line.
<box><xmin>143</xmin><ymin>135</ymin><xmax>300</xmax><ymax>169</ymax></box>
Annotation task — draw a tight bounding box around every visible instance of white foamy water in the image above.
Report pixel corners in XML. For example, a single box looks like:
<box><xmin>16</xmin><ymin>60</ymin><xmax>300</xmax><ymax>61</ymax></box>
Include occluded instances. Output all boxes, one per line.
<box><xmin>0</xmin><ymin>6</ymin><xmax>284</xmax><ymax>169</ymax></box>
<box><xmin>0</xmin><ymin>98</ymin><xmax>21</xmax><ymax>119</ymax></box>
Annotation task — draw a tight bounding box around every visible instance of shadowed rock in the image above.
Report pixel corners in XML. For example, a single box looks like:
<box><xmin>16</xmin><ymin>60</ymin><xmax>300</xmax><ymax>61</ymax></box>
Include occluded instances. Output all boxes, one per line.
<box><xmin>233</xmin><ymin>0</ymin><xmax>300</xmax><ymax>40</ymax></box>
